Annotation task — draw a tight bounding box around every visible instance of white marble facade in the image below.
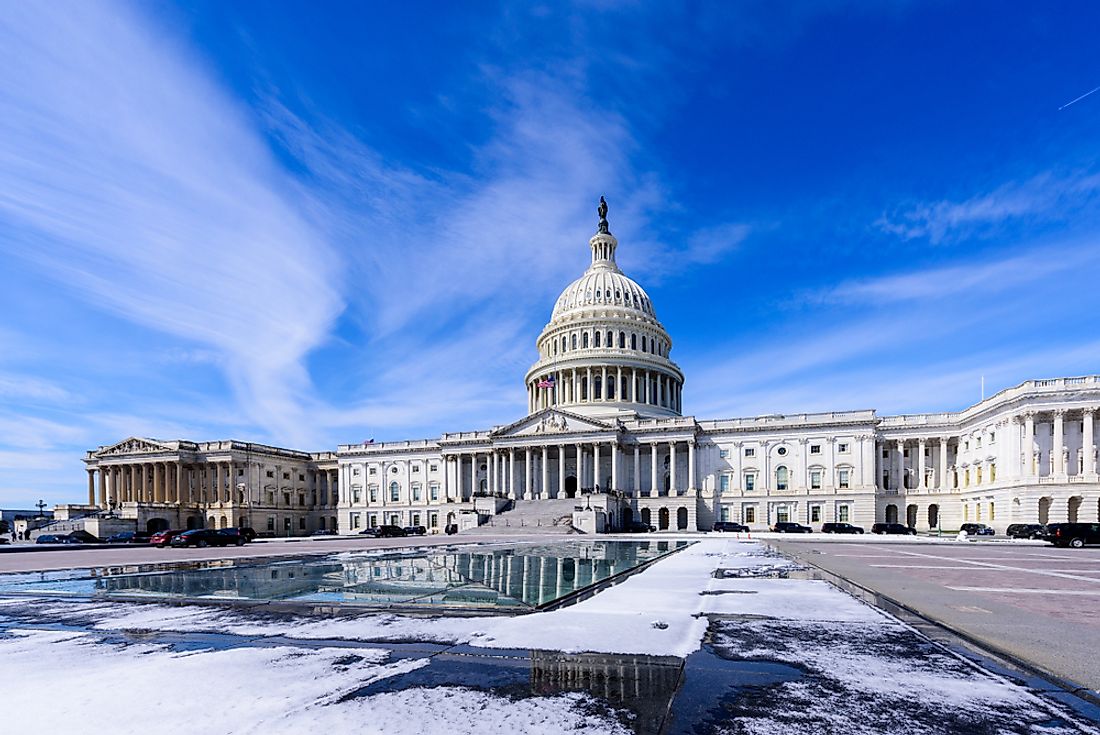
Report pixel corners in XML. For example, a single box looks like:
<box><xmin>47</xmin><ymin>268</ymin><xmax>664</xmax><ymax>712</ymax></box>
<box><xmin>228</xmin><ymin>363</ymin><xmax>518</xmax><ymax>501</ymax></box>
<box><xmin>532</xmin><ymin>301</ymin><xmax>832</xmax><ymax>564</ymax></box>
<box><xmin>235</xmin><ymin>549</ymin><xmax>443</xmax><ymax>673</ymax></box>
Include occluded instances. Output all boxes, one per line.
<box><xmin>80</xmin><ymin>206</ymin><xmax>1100</xmax><ymax>535</ymax></box>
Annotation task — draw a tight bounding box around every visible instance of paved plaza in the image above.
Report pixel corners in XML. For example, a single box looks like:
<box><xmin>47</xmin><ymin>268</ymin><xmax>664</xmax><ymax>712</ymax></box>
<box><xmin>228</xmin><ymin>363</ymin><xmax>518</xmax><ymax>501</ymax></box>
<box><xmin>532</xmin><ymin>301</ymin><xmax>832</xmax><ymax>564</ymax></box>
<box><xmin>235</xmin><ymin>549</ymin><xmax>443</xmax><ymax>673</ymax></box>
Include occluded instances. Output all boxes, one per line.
<box><xmin>771</xmin><ymin>538</ymin><xmax>1100</xmax><ymax>699</ymax></box>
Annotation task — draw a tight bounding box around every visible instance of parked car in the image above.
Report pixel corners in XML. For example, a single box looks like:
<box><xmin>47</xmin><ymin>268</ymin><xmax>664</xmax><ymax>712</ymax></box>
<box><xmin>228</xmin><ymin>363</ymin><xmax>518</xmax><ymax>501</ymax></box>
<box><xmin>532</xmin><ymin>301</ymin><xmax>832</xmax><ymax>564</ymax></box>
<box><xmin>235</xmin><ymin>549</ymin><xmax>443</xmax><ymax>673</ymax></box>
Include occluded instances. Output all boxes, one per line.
<box><xmin>150</xmin><ymin>529</ymin><xmax>186</xmax><ymax>547</ymax></box>
<box><xmin>712</xmin><ymin>521</ymin><xmax>750</xmax><ymax>532</ymax></box>
<box><xmin>35</xmin><ymin>534</ymin><xmax>78</xmax><ymax>545</ymax></box>
<box><xmin>444</xmin><ymin>524</ymin><xmax>459</xmax><ymax>535</ymax></box>
<box><xmin>376</xmin><ymin>525</ymin><xmax>406</xmax><ymax>538</ymax></box>
<box><xmin>771</xmin><ymin>522</ymin><xmax>812</xmax><ymax>533</ymax></box>
<box><xmin>871</xmin><ymin>523</ymin><xmax>917</xmax><ymax>535</ymax></box>
<box><xmin>626</xmin><ymin>521</ymin><xmax>655</xmax><ymax>533</ymax></box>
<box><xmin>105</xmin><ymin>531</ymin><xmax>151</xmax><ymax>544</ymax></box>
<box><xmin>1043</xmin><ymin>523</ymin><xmax>1100</xmax><ymax>548</ymax></box>
<box><xmin>170</xmin><ymin>529</ymin><xmax>234</xmax><ymax>548</ymax></box>
<box><xmin>1006</xmin><ymin>523</ymin><xmax>1045</xmax><ymax>539</ymax></box>
<box><xmin>822</xmin><ymin>522</ymin><xmax>865</xmax><ymax>534</ymax></box>
<box><xmin>236</xmin><ymin>527</ymin><xmax>258</xmax><ymax>542</ymax></box>
<box><xmin>959</xmin><ymin>523</ymin><xmax>995</xmax><ymax>536</ymax></box>
<box><xmin>216</xmin><ymin>528</ymin><xmax>249</xmax><ymax>545</ymax></box>
<box><xmin>403</xmin><ymin>525</ymin><xmax>427</xmax><ymax>536</ymax></box>
<box><xmin>311</xmin><ymin>529</ymin><xmax>337</xmax><ymax>536</ymax></box>
<box><xmin>359</xmin><ymin>527</ymin><xmax>380</xmax><ymax>537</ymax></box>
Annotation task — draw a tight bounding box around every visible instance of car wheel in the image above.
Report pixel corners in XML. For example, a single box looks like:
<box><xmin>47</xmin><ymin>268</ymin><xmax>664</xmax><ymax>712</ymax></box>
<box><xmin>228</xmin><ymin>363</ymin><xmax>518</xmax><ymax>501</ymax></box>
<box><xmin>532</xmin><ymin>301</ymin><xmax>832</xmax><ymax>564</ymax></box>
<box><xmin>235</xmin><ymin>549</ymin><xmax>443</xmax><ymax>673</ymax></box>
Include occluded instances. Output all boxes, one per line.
<box><xmin>197</xmin><ymin>539</ymin><xmax>208</xmax><ymax>548</ymax></box>
<box><xmin>1069</xmin><ymin>538</ymin><xmax>1085</xmax><ymax>549</ymax></box>
<box><xmin>236</xmin><ymin>539</ymin><xmax>244</xmax><ymax>546</ymax></box>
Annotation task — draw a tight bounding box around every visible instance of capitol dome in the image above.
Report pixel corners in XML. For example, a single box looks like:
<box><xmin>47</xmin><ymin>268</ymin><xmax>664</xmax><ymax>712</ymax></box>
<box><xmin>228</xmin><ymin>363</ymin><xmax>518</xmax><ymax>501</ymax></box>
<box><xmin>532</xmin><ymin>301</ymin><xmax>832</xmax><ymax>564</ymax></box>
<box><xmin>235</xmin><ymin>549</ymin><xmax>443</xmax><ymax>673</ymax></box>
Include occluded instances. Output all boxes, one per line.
<box><xmin>525</xmin><ymin>199</ymin><xmax>684</xmax><ymax>419</ymax></box>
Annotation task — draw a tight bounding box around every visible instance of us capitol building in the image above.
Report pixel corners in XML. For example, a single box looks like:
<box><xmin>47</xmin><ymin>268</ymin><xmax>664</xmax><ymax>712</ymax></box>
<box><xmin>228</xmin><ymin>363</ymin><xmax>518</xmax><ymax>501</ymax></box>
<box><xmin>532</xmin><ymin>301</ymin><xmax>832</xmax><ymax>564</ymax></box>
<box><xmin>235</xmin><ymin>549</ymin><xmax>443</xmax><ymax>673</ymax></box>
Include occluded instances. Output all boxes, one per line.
<box><xmin>71</xmin><ymin>201</ymin><xmax>1100</xmax><ymax>537</ymax></box>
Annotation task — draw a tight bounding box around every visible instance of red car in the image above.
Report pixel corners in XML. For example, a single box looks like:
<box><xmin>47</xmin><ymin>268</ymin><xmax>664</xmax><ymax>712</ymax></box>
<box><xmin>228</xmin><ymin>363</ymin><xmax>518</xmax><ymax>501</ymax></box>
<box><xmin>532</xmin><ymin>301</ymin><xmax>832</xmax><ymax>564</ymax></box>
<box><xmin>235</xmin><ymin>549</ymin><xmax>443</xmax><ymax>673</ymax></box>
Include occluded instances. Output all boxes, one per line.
<box><xmin>149</xmin><ymin>529</ymin><xmax>186</xmax><ymax>547</ymax></box>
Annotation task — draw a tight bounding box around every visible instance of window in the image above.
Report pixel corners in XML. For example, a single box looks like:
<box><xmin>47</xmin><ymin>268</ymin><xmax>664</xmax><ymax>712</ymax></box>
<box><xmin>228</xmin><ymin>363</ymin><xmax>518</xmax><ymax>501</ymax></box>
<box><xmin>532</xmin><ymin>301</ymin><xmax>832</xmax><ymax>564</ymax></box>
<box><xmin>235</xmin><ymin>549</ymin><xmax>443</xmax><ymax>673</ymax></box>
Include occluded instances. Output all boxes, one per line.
<box><xmin>369</xmin><ymin>485</ymin><xmax>377</xmax><ymax>503</ymax></box>
<box><xmin>882</xmin><ymin>450</ymin><xmax>889</xmax><ymax>458</ymax></box>
<box><xmin>776</xmin><ymin>505</ymin><xmax>790</xmax><ymax>523</ymax></box>
<box><xmin>430</xmin><ymin>483</ymin><xmax>439</xmax><ymax>500</ymax></box>
<box><xmin>283</xmin><ymin>472</ymin><xmax>290</xmax><ymax>480</ymax></box>
<box><xmin>582</xmin><ymin>332</ymin><xmax>589</xmax><ymax>348</ymax></box>
<box><xmin>838</xmin><ymin>443</ymin><xmax>849</xmax><ymax>453</ymax></box>
<box><xmin>390</xmin><ymin>482</ymin><xmax>400</xmax><ymax>502</ymax></box>
<box><xmin>619</xmin><ymin>332</ymin><xmax>625</xmax><ymax>348</ymax></box>
<box><xmin>810</xmin><ymin>445</ymin><xmax>821</xmax><ymax>454</ymax></box>
<box><xmin>413</xmin><ymin>465</ymin><xmax>420</xmax><ymax>473</ymax></box>
<box><xmin>838</xmin><ymin>469</ymin><xmax>850</xmax><ymax>489</ymax></box>
<box><xmin>631</xmin><ymin>334</ymin><xmax>637</xmax><ymax>350</ymax></box>
<box><xmin>594</xmin><ymin>331</ymin><xmax>601</xmax><ymax>347</ymax></box>
<box><xmin>266</xmin><ymin>470</ymin><xmax>274</xmax><ymax>478</ymax></box>
<box><xmin>811</xmin><ymin>505</ymin><xmax>822</xmax><ymax>523</ymax></box>
<box><xmin>744</xmin><ymin>506</ymin><xmax>756</xmax><ymax>524</ymax></box>
<box><xmin>744</xmin><ymin>447</ymin><xmax>756</xmax><ymax>457</ymax></box>
<box><xmin>351</xmin><ymin>513</ymin><xmax>361</xmax><ymax>529</ymax></box>
<box><xmin>267</xmin><ymin>516</ymin><xmax>275</xmax><ymax>531</ymax></box>
<box><xmin>719</xmin><ymin>449</ymin><xmax>730</xmax><ymax>459</ymax></box>
<box><xmin>299</xmin><ymin>517</ymin><xmax>306</xmax><ymax>530</ymax></box>
<box><xmin>298</xmin><ymin>473</ymin><xmax>305</xmax><ymax>481</ymax></box>
<box><xmin>838</xmin><ymin>504</ymin><xmax>850</xmax><ymax>522</ymax></box>
<box><xmin>352</xmin><ymin>488</ymin><xmax>362</xmax><ymax>504</ymax></box>
<box><xmin>412</xmin><ymin>484</ymin><xmax>421</xmax><ymax>501</ymax></box>
<box><xmin>719</xmin><ymin>474</ymin><xmax>730</xmax><ymax>492</ymax></box>
<box><xmin>989</xmin><ymin>431</ymin><xmax>995</xmax><ymax>443</ymax></box>
<box><xmin>744</xmin><ymin>473</ymin><xmax>756</xmax><ymax>492</ymax></box>
<box><xmin>810</xmin><ymin>470</ymin><xmax>822</xmax><ymax>489</ymax></box>
<box><xmin>429</xmin><ymin>512</ymin><xmax>438</xmax><ymax>528</ymax></box>
<box><xmin>412</xmin><ymin>513</ymin><xmax>421</xmax><ymax>526</ymax></box>
<box><xmin>721</xmin><ymin>506</ymin><xmax>730</xmax><ymax>522</ymax></box>
<box><xmin>283</xmin><ymin>492</ymin><xmax>290</xmax><ymax>506</ymax></box>
<box><xmin>776</xmin><ymin>466</ymin><xmax>789</xmax><ymax>491</ymax></box>
<box><xmin>237</xmin><ymin>468</ymin><xmax>244</xmax><ymax>476</ymax></box>
<box><xmin>369</xmin><ymin>467</ymin><xmax>376</xmax><ymax>475</ymax></box>
<box><xmin>298</xmin><ymin>493</ymin><xmax>305</xmax><ymax>506</ymax></box>
<box><xmin>430</xmin><ymin>464</ymin><xmax>438</xmax><ymax>473</ymax></box>
<box><xmin>777</xmin><ymin>446</ymin><xmax>787</xmax><ymax>456</ymax></box>
<box><xmin>283</xmin><ymin>518</ymin><xmax>291</xmax><ymax>531</ymax></box>
<box><xmin>572</xmin><ymin>334</ymin><xmax>578</xmax><ymax>350</ymax></box>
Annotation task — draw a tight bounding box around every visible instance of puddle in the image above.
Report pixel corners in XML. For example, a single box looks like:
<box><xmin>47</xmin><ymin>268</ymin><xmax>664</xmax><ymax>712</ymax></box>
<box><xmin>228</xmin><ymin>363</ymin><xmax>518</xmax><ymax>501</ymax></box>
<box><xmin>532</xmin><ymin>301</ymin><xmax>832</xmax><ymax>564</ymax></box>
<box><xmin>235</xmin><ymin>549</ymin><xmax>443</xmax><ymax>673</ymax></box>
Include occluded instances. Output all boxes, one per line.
<box><xmin>348</xmin><ymin>646</ymin><xmax>684</xmax><ymax>735</ymax></box>
<box><xmin>662</xmin><ymin>640</ymin><xmax>804</xmax><ymax>735</ymax></box>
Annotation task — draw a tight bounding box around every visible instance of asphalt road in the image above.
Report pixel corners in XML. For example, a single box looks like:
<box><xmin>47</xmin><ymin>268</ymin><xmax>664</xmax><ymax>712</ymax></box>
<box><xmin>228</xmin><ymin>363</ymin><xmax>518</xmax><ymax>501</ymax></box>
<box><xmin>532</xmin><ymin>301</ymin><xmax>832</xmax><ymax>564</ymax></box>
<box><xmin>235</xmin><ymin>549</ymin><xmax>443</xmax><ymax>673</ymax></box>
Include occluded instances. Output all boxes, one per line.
<box><xmin>770</xmin><ymin>538</ymin><xmax>1100</xmax><ymax>699</ymax></box>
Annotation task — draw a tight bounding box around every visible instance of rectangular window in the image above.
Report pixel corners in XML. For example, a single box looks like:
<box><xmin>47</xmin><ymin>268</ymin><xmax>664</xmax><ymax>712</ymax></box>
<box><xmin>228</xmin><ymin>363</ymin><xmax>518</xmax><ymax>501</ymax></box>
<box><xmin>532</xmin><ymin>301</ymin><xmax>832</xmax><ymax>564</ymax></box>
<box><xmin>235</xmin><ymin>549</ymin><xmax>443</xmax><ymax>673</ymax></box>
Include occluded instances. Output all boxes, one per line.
<box><xmin>838</xmin><ymin>504</ymin><xmax>850</xmax><ymax>522</ymax></box>
<box><xmin>989</xmin><ymin>432</ymin><xmax>995</xmax><ymax>443</ymax></box>
<box><xmin>882</xmin><ymin>450</ymin><xmax>889</xmax><ymax>458</ymax></box>
<box><xmin>720</xmin><ymin>506</ymin><xmax>730</xmax><ymax>521</ymax></box>
<box><xmin>810</xmin><ymin>470</ymin><xmax>822</xmax><ymax>489</ymax></box>
<box><xmin>350</xmin><ymin>513</ymin><xmax>361</xmax><ymax>529</ymax></box>
<box><xmin>299</xmin><ymin>517</ymin><xmax>306</xmax><ymax>530</ymax></box>
<box><xmin>430</xmin><ymin>484</ymin><xmax>439</xmax><ymax>500</ymax></box>
<box><xmin>237</xmin><ymin>468</ymin><xmax>245</xmax><ymax>476</ymax></box>
<box><xmin>266</xmin><ymin>470</ymin><xmax>274</xmax><ymax>478</ymax></box>
<box><xmin>413</xmin><ymin>466</ymin><xmax>420</xmax><ymax>473</ymax></box>
<box><xmin>412</xmin><ymin>485</ymin><xmax>421</xmax><ymax>501</ymax></box>
<box><xmin>719</xmin><ymin>474</ymin><xmax>730</xmax><ymax>492</ymax></box>
<box><xmin>810</xmin><ymin>445</ymin><xmax>821</xmax><ymax>455</ymax></box>
<box><xmin>283</xmin><ymin>517</ymin><xmax>291</xmax><ymax>531</ymax></box>
<box><xmin>412</xmin><ymin>513</ymin><xmax>421</xmax><ymax>526</ymax></box>
<box><xmin>352</xmin><ymin>488</ymin><xmax>361</xmax><ymax>504</ymax></box>
<box><xmin>298</xmin><ymin>493</ymin><xmax>305</xmax><ymax>506</ymax></box>
<box><xmin>810</xmin><ymin>505</ymin><xmax>821</xmax><ymax>523</ymax></box>
<box><xmin>369</xmin><ymin>486</ymin><xmax>377</xmax><ymax>503</ymax></box>
<box><xmin>369</xmin><ymin>514</ymin><xmax>378</xmax><ymax>528</ymax></box>
<box><xmin>352</xmin><ymin>467</ymin><xmax>361</xmax><ymax>476</ymax></box>
<box><xmin>838</xmin><ymin>469</ymin><xmax>850</xmax><ymax>489</ymax></box>
<box><xmin>369</xmin><ymin>467</ymin><xmax>377</xmax><ymax>475</ymax></box>
<box><xmin>429</xmin><ymin>512</ymin><xmax>438</xmax><ymax>528</ymax></box>
<box><xmin>744</xmin><ymin>448</ymin><xmax>756</xmax><ymax>457</ymax></box>
<box><xmin>744</xmin><ymin>473</ymin><xmax>756</xmax><ymax>492</ymax></box>
<box><xmin>430</xmin><ymin>464</ymin><xmax>438</xmax><ymax>472</ymax></box>
<box><xmin>283</xmin><ymin>472</ymin><xmax>290</xmax><ymax>480</ymax></box>
<box><xmin>299</xmin><ymin>473</ymin><xmax>305</xmax><ymax>482</ymax></box>
<box><xmin>283</xmin><ymin>492</ymin><xmax>291</xmax><ymax>506</ymax></box>
<box><xmin>390</xmin><ymin>485</ymin><xmax>400</xmax><ymax>502</ymax></box>
<box><xmin>267</xmin><ymin>516</ymin><xmax>275</xmax><ymax>531</ymax></box>
<box><xmin>776</xmin><ymin>505</ymin><xmax>790</xmax><ymax>523</ymax></box>
<box><xmin>838</xmin><ymin>443</ymin><xmax>849</xmax><ymax>453</ymax></box>
<box><xmin>744</xmin><ymin>506</ymin><xmax>756</xmax><ymax>523</ymax></box>
<box><xmin>719</xmin><ymin>449</ymin><xmax>730</xmax><ymax>459</ymax></box>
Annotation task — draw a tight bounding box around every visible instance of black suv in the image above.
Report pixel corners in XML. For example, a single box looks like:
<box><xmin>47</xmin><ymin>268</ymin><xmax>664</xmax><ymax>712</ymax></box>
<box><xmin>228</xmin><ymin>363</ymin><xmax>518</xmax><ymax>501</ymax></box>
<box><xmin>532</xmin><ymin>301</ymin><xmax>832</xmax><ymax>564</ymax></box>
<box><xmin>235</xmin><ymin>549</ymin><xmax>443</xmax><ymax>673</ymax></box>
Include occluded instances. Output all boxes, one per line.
<box><xmin>822</xmin><ymin>522</ymin><xmax>864</xmax><ymax>534</ymax></box>
<box><xmin>402</xmin><ymin>525</ymin><xmax>427</xmax><ymax>536</ymax></box>
<box><xmin>1006</xmin><ymin>523</ymin><xmax>1045</xmax><ymax>539</ymax></box>
<box><xmin>1043</xmin><ymin>523</ymin><xmax>1100</xmax><ymax>548</ymax></box>
<box><xmin>170</xmin><ymin>529</ymin><xmax>234</xmax><ymax>548</ymax></box>
<box><xmin>959</xmin><ymin>523</ymin><xmax>995</xmax><ymax>536</ymax></box>
<box><xmin>713</xmin><ymin>521</ymin><xmax>749</xmax><ymax>532</ymax></box>
<box><xmin>871</xmin><ymin>523</ymin><xmax>917</xmax><ymax>535</ymax></box>
<box><xmin>772</xmin><ymin>522</ymin><xmax>812</xmax><ymax>533</ymax></box>
<box><xmin>376</xmin><ymin>525</ymin><xmax>406</xmax><ymax>538</ymax></box>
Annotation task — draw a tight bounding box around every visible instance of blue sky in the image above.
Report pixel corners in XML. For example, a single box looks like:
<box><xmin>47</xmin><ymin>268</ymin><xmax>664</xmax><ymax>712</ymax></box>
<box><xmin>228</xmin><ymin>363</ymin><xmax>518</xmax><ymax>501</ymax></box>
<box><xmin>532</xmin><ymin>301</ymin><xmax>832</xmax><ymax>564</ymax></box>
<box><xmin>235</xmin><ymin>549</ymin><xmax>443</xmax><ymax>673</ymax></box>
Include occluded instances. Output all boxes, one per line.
<box><xmin>2</xmin><ymin>1</ymin><xmax>1099</xmax><ymax>507</ymax></box>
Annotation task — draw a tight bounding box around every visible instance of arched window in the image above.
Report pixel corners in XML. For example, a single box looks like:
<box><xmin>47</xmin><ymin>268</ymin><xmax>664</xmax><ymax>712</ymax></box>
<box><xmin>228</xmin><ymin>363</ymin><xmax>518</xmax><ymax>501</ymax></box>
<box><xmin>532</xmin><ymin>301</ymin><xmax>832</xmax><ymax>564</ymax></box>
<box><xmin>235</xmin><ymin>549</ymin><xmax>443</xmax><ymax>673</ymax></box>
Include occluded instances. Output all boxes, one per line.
<box><xmin>619</xmin><ymin>332</ymin><xmax>625</xmax><ymax>348</ymax></box>
<box><xmin>641</xmin><ymin>336</ymin><xmax>648</xmax><ymax>353</ymax></box>
<box><xmin>775</xmin><ymin>466</ymin><xmax>789</xmax><ymax>491</ymax></box>
<box><xmin>582</xmin><ymin>332</ymin><xmax>589</xmax><ymax>348</ymax></box>
<box><xmin>607</xmin><ymin>377</ymin><xmax>615</xmax><ymax>400</ymax></box>
<box><xmin>631</xmin><ymin>333</ymin><xmax>637</xmax><ymax>350</ymax></box>
<box><xmin>594</xmin><ymin>331</ymin><xmax>601</xmax><ymax>347</ymax></box>
<box><xmin>572</xmin><ymin>333</ymin><xmax>577</xmax><ymax>350</ymax></box>
<box><xmin>606</xmin><ymin>330</ymin><xmax>613</xmax><ymax>346</ymax></box>
<box><xmin>561</xmin><ymin>336</ymin><xmax>566</xmax><ymax>352</ymax></box>
<box><xmin>389</xmin><ymin>481</ymin><xmax>400</xmax><ymax>502</ymax></box>
<box><xmin>594</xmin><ymin>376</ymin><xmax>602</xmax><ymax>400</ymax></box>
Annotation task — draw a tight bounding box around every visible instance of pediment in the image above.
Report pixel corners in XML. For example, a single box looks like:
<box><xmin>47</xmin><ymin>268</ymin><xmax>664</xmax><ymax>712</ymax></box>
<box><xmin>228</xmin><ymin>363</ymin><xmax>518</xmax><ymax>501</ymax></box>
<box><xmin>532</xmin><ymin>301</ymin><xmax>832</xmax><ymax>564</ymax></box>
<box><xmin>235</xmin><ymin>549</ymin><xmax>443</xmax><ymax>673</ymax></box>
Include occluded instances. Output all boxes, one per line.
<box><xmin>492</xmin><ymin>409</ymin><xmax>614</xmax><ymax>438</ymax></box>
<box><xmin>96</xmin><ymin>437</ymin><xmax>173</xmax><ymax>457</ymax></box>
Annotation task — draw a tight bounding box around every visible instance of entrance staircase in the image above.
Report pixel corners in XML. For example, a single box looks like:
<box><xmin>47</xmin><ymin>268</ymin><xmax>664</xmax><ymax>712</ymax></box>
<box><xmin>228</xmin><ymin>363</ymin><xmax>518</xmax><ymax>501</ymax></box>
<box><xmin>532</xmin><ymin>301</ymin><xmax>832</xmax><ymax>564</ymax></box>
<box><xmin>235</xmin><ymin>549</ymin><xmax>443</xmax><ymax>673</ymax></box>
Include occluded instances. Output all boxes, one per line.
<box><xmin>463</xmin><ymin>499</ymin><xmax>582</xmax><ymax>535</ymax></box>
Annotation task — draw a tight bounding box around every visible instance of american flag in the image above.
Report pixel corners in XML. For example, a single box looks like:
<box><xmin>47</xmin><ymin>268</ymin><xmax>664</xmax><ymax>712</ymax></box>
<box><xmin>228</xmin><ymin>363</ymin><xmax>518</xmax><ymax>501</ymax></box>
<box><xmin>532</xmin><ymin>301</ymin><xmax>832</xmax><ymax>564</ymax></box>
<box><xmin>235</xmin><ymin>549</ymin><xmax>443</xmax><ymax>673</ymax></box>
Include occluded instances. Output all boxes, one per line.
<box><xmin>537</xmin><ymin>376</ymin><xmax>556</xmax><ymax>389</ymax></box>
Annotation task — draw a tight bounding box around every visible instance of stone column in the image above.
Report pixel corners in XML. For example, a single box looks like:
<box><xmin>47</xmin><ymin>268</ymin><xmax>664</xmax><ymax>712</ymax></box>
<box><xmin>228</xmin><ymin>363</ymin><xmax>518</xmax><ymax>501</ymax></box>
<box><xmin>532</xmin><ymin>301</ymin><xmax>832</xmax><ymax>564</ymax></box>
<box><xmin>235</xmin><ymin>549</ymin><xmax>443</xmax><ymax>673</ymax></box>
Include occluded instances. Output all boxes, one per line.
<box><xmin>469</xmin><ymin>453</ymin><xmax>476</xmax><ymax>498</ymax></box>
<box><xmin>633</xmin><ymin>445</ymin><xmax>641</xmax><ymax>495</ymax></box>
<box><xmin>586</xmin><ymin>368</ymin><xmax>593</xmax><ymax>401</ymax></box>
<box><xmin>917</xmin><ymin>440</ymin><xmax>927</xmax><ymax>490</ymax></box>
<box><xmin>508</xmin><ymin>448</ymin><xmax>516</xmax><ymax>499</ymax></box>
<box><xmin>88</xmin><ymin>469</ymin><xmax>97</xmax><ymax>507</ymax></box>
<box><xmin>611</xmin><ymin>441</ymin><xmax>619</xmax><ymax>492</ymax></box>
<box><xmin>541</xmin><ymin>446</ymin><xmax>550</xmax><ymax>500</ymax></box>
<box><xmin>657</xmin><ymin>374</ymin><xmax>663</xmax><ymax>408</ymax></box>
<box><xmin>895</xmin><ymin>440</ymin><xmax>905</xmax><ymax>491</ymax></box>
<box><xmin>669</xmin><ymin>441</ymin><xmax>677</xmax><ymax>494</ymax></box>
<box><xmin>593</xmin><ymin>442</ymin><xmax>601</xmax><ymax>491</ymax></box>
<box><xmin>558</xmin><ymin>445</ymin><xmax>566</xmax><ymax>498</ymax></box>
<box><xmin>1053</xmin><ymin>410</ymin><xmax>1065</xmax><ymax>476</ymax></box>
<box><xmin>1023</xmin><ymin>412</ymin><xmax>1036</xmax><ymax>476</ymax></box>
<box><xmin>938</xmin><ymin>438</ymin><xmax>948</xmax><ymax>489</ymax></box>
<box><xmin>1084</xmin><ymin>408</ymin><xmax>1096</xmax><ymax>477</ymax></box>
<box><xmin>601</xmin><ymin>367</ymin><xmax>607</xmax><ymax>401</ymax></box>
<box><xmin>650</xmin><ymin>443</ymin><xmax>658</xmax><ymax>497</ymax></box>
<box><xmin>616</xmin><ymin>367</ymin><xmax>623</xmax><ymax>403</ymax></box>
<box><xmin>528</xmin><ymin>448</ymin><xmax>536</xmax><ymax>499</ymax></box>
<box><xmin>688</xmin><ymin>441</ymin><xmax>696</xmax><ymax>492</ymax></box>
<box><xmin>175</xmin><ymin>463</ymin><xmax>183</xmax><ymax>503</ymax></box>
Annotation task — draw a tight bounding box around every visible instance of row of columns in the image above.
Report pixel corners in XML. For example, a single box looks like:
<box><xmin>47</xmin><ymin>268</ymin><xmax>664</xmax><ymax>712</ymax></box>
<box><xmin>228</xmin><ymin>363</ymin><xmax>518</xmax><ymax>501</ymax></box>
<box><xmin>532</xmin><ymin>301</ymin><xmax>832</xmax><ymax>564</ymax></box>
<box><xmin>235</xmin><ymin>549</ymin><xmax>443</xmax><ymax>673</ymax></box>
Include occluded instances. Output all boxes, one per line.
<box><xmin>438</xmin><ymin>440</ymin><xmax>696</xmax><ymax>501</ymax></box>
<box><xmin>1020</xmin><ymin>408</ymin><xmax>1096</xmax><ymax>478</ymax></box>
<box><xmin>527</xmin><ymin>366</ymin><xmax>682</xmax><ymax>413</ymax></box>
<box><xmin>87</xmin><ymin>462</ymin><xmax>340</xmax><ymax>510</ymax></box>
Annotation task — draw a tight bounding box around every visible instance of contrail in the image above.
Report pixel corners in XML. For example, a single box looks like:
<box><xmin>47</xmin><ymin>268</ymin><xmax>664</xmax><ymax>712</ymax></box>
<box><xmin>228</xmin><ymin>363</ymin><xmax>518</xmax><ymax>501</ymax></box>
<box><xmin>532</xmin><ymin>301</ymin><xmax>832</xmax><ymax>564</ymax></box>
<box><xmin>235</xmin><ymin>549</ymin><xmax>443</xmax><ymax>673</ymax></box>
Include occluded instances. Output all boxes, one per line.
<box><xmin>1058</xmin><ymin>85</ymin><xmax>1100</xmax><ymax>110</ymax></box>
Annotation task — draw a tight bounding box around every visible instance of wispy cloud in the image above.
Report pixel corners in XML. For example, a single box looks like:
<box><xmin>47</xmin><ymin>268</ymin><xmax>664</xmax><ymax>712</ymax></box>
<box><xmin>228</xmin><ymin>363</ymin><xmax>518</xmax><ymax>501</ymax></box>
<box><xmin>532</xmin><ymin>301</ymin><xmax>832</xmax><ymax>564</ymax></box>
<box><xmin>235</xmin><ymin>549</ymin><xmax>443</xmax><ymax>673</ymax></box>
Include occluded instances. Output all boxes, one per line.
<box><xmin>0</xmin><ymin>3</ymin><xmax>344</xmax><ymax>447</ymax></box>
<box><xmin>875</xmin><ymin>170</ymin><xmax>1100</xmax><ymax>244</ymax></box>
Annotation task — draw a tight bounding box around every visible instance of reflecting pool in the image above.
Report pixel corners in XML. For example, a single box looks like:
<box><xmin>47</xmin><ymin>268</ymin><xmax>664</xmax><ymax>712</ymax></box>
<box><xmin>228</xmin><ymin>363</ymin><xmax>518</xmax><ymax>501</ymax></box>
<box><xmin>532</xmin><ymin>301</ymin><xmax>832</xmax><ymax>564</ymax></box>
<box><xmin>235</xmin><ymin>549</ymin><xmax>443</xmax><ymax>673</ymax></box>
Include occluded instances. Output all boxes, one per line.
<box><xmin>0</xmin><ymin>539</ymin><xmax>692</xmax><ymax>612</ymax></box>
